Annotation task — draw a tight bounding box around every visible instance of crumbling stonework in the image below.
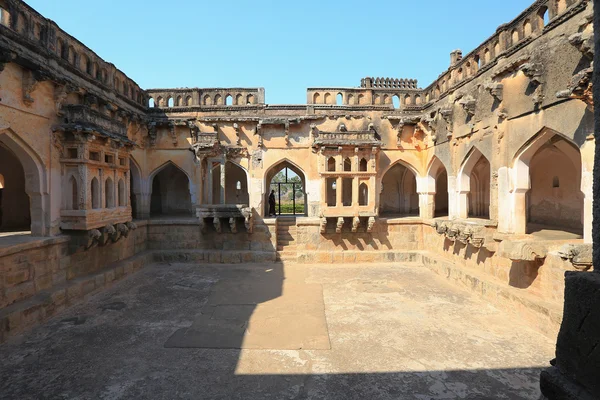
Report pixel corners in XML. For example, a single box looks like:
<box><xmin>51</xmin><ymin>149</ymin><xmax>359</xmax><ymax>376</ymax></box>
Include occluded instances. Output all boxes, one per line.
<box><xmin>0</xmin><ymin>0</ymin><xmax>596</xmax><ymax>366</ymax></box>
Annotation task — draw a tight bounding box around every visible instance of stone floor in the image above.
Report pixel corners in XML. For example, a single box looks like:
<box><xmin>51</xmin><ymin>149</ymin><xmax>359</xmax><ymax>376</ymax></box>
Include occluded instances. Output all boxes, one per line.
<box><xmin>0</xmin><ymin>262</ymin><xmax>554</xmax><ymax>399</ymax></box>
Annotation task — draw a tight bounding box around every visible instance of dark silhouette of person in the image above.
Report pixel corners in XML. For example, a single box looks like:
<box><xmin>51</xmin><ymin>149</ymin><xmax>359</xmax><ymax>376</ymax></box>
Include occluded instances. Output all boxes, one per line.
<box><xmin>268</xmin><ymin>189</ymin><xmax>276</xmax><ymax>216</ymax></box>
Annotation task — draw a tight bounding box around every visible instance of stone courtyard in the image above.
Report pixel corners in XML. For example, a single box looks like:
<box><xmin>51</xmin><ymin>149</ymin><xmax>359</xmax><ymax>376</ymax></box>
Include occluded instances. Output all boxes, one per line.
<box><xmin>1</xmin><ymin>261</ymin><xmax>553</xmax><ymax>399</ymax></box>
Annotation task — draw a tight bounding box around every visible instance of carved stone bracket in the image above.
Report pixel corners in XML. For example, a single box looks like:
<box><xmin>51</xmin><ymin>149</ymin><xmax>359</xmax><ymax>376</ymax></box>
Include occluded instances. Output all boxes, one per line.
<box><xmin>520</xmin><ymin>63</ymin><xmax>545</xmax><ymax>107</ymax></box>
<box><xmin>147</xmin><ymin>122</ymin><xmax>157</xmax><ymax>147</ymax></box>
<box><xmin>54</xmin><ymin>84</ymin><xmax>78</xmax><ymax>116</ymax></box>
<box><xmin>213</xmin><ymin>217</ymin><xmax>222</xmax><ymax>233</ymax></box>
<box><xmin>336</xmin><ymin>217</ymin><xmax>344</xmax><ymax>233</ymax></box>
<box><xmin>457</xmin><ymin>95</ymin><xmax>477</xmax><ymax>118</ymax></box>
<box><xmin>558</xmin><ymin>243</ymin><xmax>592</xmax><ymax>271</ymax></box>
<box><xmin>22</xmin><ymin>69</ymin><xmax>51</xmax><ymax>106</ymax></box>
<box><xmin>439</xmin><ymin>106</ymin><xmax>453</xmax><ymax>136</ymax></box>
<box><xmin>254</xmin><ymin>123</ymin><xmax>264</xmax><ymax>148</ymax></box>
<box><xmin>84</xmin><ymin>229</ymin><xmax>102</xmax><ymax>250</ymax></box>
<box><xmin>568</xmin><ymin>31</ymin><xmax>594</xmax><ymax>60</ymax></box>
<box><xmin>483</xmin><ymin>82</ymin><xmax>504</xmax><ymax>102</ymax></box>
<box><xmin>284</xmin><ymin>121</ymin><xmax>290</xmax><ymax>145</ymax></box>
<box><xmin>244</xmin><ymin>213</ymin><xmax>253</xmax><ymax>234</ymax></box>
<box><xmin>320</xmin><ymin>217</ymin><xmax>327</xmax><ymax>233</ymax></box>
<box><xmin>168</xmin><ymin>122</ymin><xmax>177</xmax><ymax>146</ymax></box>
<box><xmin>556</xmin><ymin>67</ymin><xmax>593</xmax><ymax>108</ymax></box>
<box><xmin>229</xmin><ymin>217</ymin><xmax>237</xmax><ymax>234</ymax></box>
<box><xmin>233</xmin><ymin>123</ymin><xmax>241</xmax><ymax>146</ymax></box>
<box><xmin>352</xmin><ymin>216</ymin><xmax>360</xmax><ymax>233</ymax></box>
<box><xmin>498</xmin><ymin>240</ymin><xmax>547</xmax><ymax>262</ymax></box>
<box><xmin>367</xmin><ymin>217</ymin><xmax>375</xmax><ymax>233</ymax></box>
<box><xmin>432</xmin><ymin>221</ymin><xmax>487</xmax><ymax>250</ymax></box>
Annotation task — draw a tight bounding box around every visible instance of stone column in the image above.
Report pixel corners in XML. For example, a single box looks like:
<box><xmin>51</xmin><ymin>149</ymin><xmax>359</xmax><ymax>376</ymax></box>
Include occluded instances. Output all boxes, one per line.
<box><xmin>220</xmin><ymin>161</ymin><xmax>226</xmax><ymax>204</ymax></box>
<box><xmin>336</xmin><ymin>177</ymin><xmax>342</xmax><ymax>207</ymax></box>
<box><xmin>207</xmin><ymin>162</ymin><xmax>213</xmax><ymax>204</ymax></box>
<box><xmin>352</xmin><ymin>177</ymin><xmax>358</xmax><ymax>206</ymax></box>
<box><xmin>418</xmin><ymin>193</ymin><xmax>435</xmax><ymax>219</ymax></box>
<box><xmin>447</xmin><ymin>175</ymin><xmax>459</xmax><ymax>220</ymax></box>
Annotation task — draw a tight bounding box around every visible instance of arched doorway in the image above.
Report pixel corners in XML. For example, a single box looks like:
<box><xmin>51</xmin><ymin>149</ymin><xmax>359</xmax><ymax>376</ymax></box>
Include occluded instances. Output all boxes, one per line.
<box><xmin>265</xmin><ymin>161</ymin><xmax>307</xmax><ymax>216</ymax></box>
<box><xmin>527</xmin><ymin>137</ymin><xmax>582</xmax><ymax>234</ymax></box>
<box><xmin>427</xmin><ymin>156</ymin><xmax>449</xmax><ymax>218</ymax></box>
<box><xmin>150</xmin><ymin>162</ymin><xmax>192</xmax><ymax>216</ymax></box>
<box><xmin>129</xmin><ymin>158</ymin><xmax>141</xmax><ymax>218</ymax></box>
<box><xmin>380</xmin><ymin>162</ymin><xmax>418</xmax><ymax>216</ymax></box>
<box><xmin>0</xmin><ymin>144</ymin><xmax>30</xmax><ymax>232</ymax></box>
<box><xmin>457</xmin><ymin>147</ymin><xmax>491</xmax><ymax>219</ymax></box>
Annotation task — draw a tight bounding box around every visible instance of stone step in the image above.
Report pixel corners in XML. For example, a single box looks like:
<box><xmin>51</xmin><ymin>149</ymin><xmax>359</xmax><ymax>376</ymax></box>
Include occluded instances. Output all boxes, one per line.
<box><xmin>277</xmin><ymin>220</ymin><xmax>297</xmax><ymax>226</ymax></box>
<box><xmin>275</xmin><ymin>250</ymin><xmax>297</xmax><ymax>262</ymax></box>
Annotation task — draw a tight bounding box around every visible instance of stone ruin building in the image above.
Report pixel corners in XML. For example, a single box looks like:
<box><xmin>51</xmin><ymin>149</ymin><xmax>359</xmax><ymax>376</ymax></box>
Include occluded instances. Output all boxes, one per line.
<box><xmin>0</xmin><ymin>0</ymin><xmax>599</xmax><ymax>398</ymax></box>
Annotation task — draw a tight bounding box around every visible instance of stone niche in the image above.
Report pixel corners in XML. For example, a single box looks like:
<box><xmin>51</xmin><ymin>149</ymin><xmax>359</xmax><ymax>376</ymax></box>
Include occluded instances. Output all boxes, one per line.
<box><xmin>312</xmin><ymin>123</ymin><xmax>380</xmax><ymax>233</ymax></box>
<box><xmin>53</xmin><ymin>104</ymin><xmax>134</xmax><ymax>235</ymax></box>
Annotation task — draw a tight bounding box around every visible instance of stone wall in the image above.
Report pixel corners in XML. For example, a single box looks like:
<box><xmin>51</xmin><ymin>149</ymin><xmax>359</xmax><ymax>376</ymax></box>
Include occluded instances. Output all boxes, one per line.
<box><xmin>0</xmin><ymin>224</ymin><xmax>148</xmax><ymax>343</ymax></box>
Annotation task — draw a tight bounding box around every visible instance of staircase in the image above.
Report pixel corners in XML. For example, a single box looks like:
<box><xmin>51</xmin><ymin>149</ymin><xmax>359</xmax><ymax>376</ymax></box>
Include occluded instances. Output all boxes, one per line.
<box><xmin>276</xmin><ymin>217</ymin><xmax>297</xmax><ymax>262</ymax></box>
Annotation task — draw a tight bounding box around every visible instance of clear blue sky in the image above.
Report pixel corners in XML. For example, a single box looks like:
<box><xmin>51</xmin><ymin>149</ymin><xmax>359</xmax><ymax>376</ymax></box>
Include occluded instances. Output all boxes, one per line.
<box><xmin>26</xmin><ymin>0</ymin><xmax>531</xmax><ymax>104</ymax></box>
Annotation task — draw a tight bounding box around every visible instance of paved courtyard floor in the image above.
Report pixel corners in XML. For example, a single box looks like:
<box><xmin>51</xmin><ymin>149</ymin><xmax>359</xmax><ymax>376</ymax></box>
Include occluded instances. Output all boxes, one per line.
<box><xmin>0</xmin><ymin>262</ymin><xmax>554</xmax><ymax>399</ymax></box>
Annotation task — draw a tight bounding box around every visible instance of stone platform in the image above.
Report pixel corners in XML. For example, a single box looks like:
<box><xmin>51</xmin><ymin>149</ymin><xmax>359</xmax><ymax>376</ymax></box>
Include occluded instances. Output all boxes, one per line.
<box><xmin>0</xmin><ymin>262</ymin><xmax>554</xmax><ymax>399</ymax></box>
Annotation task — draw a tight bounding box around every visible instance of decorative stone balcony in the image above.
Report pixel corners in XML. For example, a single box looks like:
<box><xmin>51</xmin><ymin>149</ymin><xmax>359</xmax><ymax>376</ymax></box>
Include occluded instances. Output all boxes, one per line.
<box><xmin>196</xmin><ymin>204</ymin><xmax>254</xmax><ymax>234</ymax></box>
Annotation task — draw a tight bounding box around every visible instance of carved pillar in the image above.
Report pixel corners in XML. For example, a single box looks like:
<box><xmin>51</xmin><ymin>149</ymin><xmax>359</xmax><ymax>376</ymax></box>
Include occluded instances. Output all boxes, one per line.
<box><xmin>220</xmin><ymin>160</ymin><xmax>226</xmax><ymax>204</ymax></box>
<box><xmin>336</xmin><ymin>177</ymin><xmax>342</xmax><ymax>207</ymax></box>
<box><xmin>207</xmin><ymin>162</ymin><xmax>213</xmax><ymax>204</ymax></box>
<box><xmin>352</xmin><ymin>177</ymin><xmax>359</xmax><ymax>207</ymax></box>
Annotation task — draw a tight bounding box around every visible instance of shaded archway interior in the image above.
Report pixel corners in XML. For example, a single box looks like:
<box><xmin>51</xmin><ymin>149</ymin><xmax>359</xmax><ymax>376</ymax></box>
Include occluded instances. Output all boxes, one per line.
<box><xmin>151</xmin><ymin>163</ymin><xmax>192</xmax><ymax>216</ymax></box>
<box><xmin>526</xmin><ymin>136</ymin><xmax>583</xmax><ymax>236</ymax></box>
<box><xmin>0</xmin><ymin>143</ymin><xmax>30</xmax><ymax>232</ymax></box>
<box><xmin>208</xmin><ymin>161</ymin><xmax>249</xmax><ymax>205</ymax></box>
<box><xmin>380</xmin><ymin>162</ymin><xmax>418</xmax><ymax>216</ymax></box>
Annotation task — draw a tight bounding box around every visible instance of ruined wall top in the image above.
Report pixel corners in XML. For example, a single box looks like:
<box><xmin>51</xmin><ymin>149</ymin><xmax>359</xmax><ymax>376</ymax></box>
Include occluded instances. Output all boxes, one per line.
<box><xmin>360</xmin><ymin>77</ymin><xmax>418</xmax><ymax>90</ymax></box>
<box><xmin>0</xmin><ymin>0</ymin><xmax>146</xmax><ymax>111</ymax></box>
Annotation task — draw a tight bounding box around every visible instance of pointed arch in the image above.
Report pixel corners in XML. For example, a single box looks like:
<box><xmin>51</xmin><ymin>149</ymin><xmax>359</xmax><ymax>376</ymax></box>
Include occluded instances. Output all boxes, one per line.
<box><xmin>511</xmin><ymin>128</ymin><xmax>584</xmax><ymax>236</ymax></box>
<box><xmin>0</xmin><ymin>129</ymin><xmax>48</xmax><ymax>235</ymax></box>
<box><xmin>457</xmin><ymin>147</ymin><xmax>490</xmax><ymax>219</ymax></box>
<box><xmin>426</xmin><ymin>156</ymin><xmax>449</xmax><ymax>217</ymax></box>
<box><xmin>150</xmin><ymin>161</ymin><xmax>192</xmax><ymax>216</ymax></box>
<box><xmin>359</xmin><ymin>182</ymin><xmax>369</xmax><ymax>206</ymax></box>
<box><xmin>327</xmin><ymin>157</ymin><xmax>336</xmax><ymax>172</ymax></box>
<box><xmin>380</xmin><ymin>160</ymin><xmax>418</xmax><ymax>216</ymax></box>
<box><xmin>129</xmin><ymin>157</ymin><xmax>142</xmax><ymax>218</ymax></box>
<box><xmin>264</xmin><ymin>159</ymin><xmax>308</xmax><ymax>217</ymax></box>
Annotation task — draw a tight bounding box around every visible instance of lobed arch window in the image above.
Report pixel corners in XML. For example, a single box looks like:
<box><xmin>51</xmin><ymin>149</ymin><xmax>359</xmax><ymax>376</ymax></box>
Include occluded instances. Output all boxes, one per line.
<box><xmin>167</xmin><ymin>97</ymin><xmax>174</xmax><ymax>107</ymax></box>
<box><xmin>247</xmin><ymin>94</ymin><xmax>255</xmax><ymax>104</ymax></box>
<box><xmin>148</xmin><ymin>98</ymin><xmax>155</xmax><ymax>108</ymax></box>
<box><xmin>336</xmin><ymin>93</ymin><xmax>343</xmax><ymax>105</ymax></box>
<box><xmin>236</xmin><ymin>94</ymin><xmax>243</xmax><ymax>105</ymax></box>
<box><xmin>359</xmin><ymin>158</ymin><xmax>368</xmax><ymax>172</ymax></box>
<box><xmin>511</xmin><ymin>29</ymin><xmax>520</xmax><ymax>45</ymax></box>
<box><xmin>225</xmin><ymin>95</ymin><xmax>233</xmax><ymax>106</ymax></box>
<box><xmin>186</xmin><ymin>96</ymin><xmax>192</xmax><ymax>106</ymax></box>
<box><xmin>324</xmin><ymin>93</ymin><xmax>332</xmax><ymax>104</ymax></box>
<box><xmin>204</xmin><ymin>94</ymin><xmax>212</xmax><ymax>105</ymax></box>
<box><xmin>313</xmin><ymin>93</ymin><xmax>321</xmax><ymax>104</ymax></box>
<box><xmin>358</xmin><ymin>183</ymin><xmax>369</xmax><ymax>206</ymax></box>
<box><xmin>214</xmin><ymin>94</ymin><xmax>222</xmax><ymax>105</ymax></box>
<box><xmin>176</xmin><ymin>96</ymin><xmax>183</xmax><ymax>106</ymax></box>
<box><xmin>343</xmin><ymin>158</ymin><xmax>352</xmax><ymax>172</ymax></box>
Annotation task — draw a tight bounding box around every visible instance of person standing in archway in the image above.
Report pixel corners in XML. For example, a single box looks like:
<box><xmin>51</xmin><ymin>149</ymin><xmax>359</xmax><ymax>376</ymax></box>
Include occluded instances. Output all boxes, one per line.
<box><xmin>269</xmin><ymin>189</ymin><xmax>276</xmax><ymax>216</ymax></box>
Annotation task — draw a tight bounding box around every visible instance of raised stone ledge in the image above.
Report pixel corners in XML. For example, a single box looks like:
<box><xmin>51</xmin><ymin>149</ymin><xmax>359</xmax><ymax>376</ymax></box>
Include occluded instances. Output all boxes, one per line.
<box><xmin>0</xmin><ymin>235</ymin><xmax>70</xmax><ymax>259</ymax></box>
<box><xmin>0</xmin><ymin>251</ymin><xmax>152</xmax><ymax>344</ymax></box>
